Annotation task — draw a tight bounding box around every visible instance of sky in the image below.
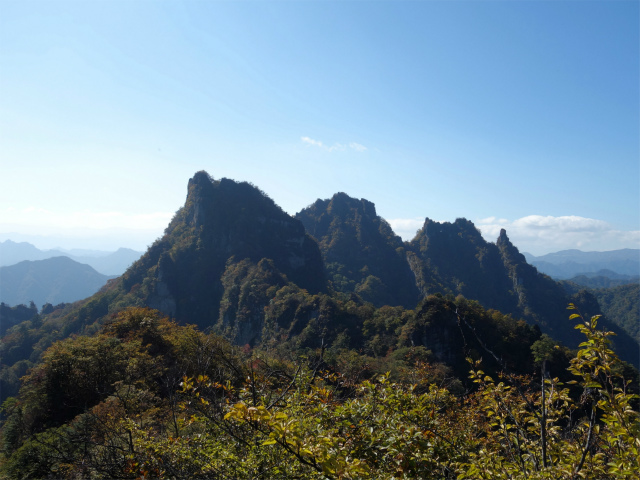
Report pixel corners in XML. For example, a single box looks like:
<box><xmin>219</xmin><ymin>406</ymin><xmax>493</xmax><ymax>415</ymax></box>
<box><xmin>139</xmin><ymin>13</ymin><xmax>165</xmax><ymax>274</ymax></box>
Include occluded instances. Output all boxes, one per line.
<box><xmin>1</xmin><ymin>0</ymin><xmax>638</xmax><ymax>256</ymax></box>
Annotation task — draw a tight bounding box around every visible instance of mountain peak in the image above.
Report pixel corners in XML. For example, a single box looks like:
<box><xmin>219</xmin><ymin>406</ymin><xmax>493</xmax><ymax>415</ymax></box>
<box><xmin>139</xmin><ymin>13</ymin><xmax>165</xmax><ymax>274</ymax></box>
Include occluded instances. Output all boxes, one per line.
<box><xmin>497</xmin><ymin>228</ymin><xmax>510</xmax><ymax>245</ymax></box>
<box><xmin>496</xmin><ymin>228</ymin><xmax>527</xmax><ymax>264</ymax></box>
<box><xmin>296</xmin><ymin>192</ymin><xmax>418</xmax><ymax>308</ymax></box>
<box><xmin>120</xmin><ymin>171</ymin><xmax>325</xmax><ymax>331</ymax></box>
<box><xmin>327</xmin><ymin>192</ymin><xmax>377</xmax><ymax>218</ymax></box>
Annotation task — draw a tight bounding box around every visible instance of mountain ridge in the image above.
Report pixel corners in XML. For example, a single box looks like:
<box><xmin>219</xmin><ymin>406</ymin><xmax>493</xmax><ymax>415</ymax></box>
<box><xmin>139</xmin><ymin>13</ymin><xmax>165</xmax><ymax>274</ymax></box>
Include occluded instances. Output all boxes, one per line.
<box><xmin>523</xmin><ymin>248</ymin><xmax>640</xmax><ymax>279</ymax></box>
<box><xmin>1</xmin><ymin>171</ymin><xmax>637</xmax><ymax>369</ymax></box>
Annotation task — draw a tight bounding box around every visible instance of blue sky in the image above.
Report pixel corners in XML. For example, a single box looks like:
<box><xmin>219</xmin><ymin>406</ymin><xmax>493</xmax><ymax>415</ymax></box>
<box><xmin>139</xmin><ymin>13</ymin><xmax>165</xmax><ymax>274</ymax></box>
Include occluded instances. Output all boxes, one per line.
<box><xmin>1</xmin><ymin>0</ymin><xmax>638</xmax><ymax>255</ymax></box>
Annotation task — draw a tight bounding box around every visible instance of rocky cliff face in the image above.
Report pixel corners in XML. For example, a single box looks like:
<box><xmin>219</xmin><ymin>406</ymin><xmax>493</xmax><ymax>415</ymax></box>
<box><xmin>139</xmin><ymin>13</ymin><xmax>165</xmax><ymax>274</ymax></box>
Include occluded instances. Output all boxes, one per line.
<box><xmin>402</xmin><ymin>221</ymin><xmax>638</xmax><ymax>364</ymax></box>
<box><xmin>407</xmin><ymin>218</ymin><xmax>516</xmax><ymax>314</ymax></box>
<box><xmin>119</xmin><ymin>171</ymin><xmax>325</xmax><ymax>339</ymax></box>
<box><xmin>296</xmin><ymin>192</ymin><xmax>420</xmax><ymax>308</ymax></box>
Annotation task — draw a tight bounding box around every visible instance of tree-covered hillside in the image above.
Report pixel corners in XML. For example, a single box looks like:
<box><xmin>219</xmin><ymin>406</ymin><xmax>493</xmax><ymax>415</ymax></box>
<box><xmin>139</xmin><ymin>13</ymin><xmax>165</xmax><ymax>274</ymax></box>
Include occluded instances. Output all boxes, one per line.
<box><xmin>561</xmin><ymin>280</ymin><xmax>640</xmax><ymax>346</ymax></box>
<box><xmin>593</xmin><ymin>283</ymin><xmax>640</xmax><ymax>344</ymax></box>
<box><xmin>0</xmin><ymin>306</ymin><xmax>637</xmax><ymax>479</ymax></box>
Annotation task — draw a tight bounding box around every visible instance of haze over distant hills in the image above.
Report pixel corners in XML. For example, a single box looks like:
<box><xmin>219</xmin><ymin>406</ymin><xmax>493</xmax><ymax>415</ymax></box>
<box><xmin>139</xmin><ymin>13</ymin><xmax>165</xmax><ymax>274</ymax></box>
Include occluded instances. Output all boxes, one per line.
<box><xmin>0</xmin><ymin>240</ymin><xmax>143</xmax><ymax>276</ymax></box>
<box><xmin>523</xmin><ymin>249</ymin><xmax>640</xmax><ymax>279</ymax></box>
<box><xmin>0</xmin><ymin>256</ymin><xmax>116</xmax><ymax>307</ymax></box>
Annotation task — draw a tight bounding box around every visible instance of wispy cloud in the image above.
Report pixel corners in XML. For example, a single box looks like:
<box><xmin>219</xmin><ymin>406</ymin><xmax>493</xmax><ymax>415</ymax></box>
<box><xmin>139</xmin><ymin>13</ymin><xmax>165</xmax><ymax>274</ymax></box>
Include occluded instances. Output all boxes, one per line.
<box><xmin>476</xmin><ymin>215</ymin><xmax>640</xmax><ymax>254</ymax></box>
<box><xmin>301</xmin><ymin>136</ymin><xmax>367</xmax><ymax>153</ymax></box>
<box><xmin>349</xmin><ymin>142</ymin><xmax>367</xmax><ymax>152</ymax></box>
<box><xmin>301</xmin><ymin>136</ymin><xmax>325</xmax><ymax>148</ymax></box>
<box><xmin>387</xmin><ymin>218</ymin><xmax>425</xmax><ymax>241</ymax></box>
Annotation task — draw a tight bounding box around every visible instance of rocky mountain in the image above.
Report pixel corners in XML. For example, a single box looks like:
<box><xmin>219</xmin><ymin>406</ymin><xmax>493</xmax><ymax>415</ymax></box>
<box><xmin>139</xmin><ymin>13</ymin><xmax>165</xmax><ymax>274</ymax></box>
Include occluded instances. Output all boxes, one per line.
<box><xmin>1</xmin><ymin>172</ymin><xmax>637</xmax><ymax>368</ymax></box>
<box><xmin>296</xmin><ymin>196</ymin><xmax>636</xmax><ymax>358</ymax></box>
<box><xmin>0</xmin><ymin>257</ymin><xmax>115</xmax><ymax>307</ymax></box>
<box><xmin>63</xmin><ymin>172</ymin><xmax>325</xmax><ymax>341</ymax></box>
<box><xmin>296</xmin><ymin>193</ymin><xmax>420</xmax><ymax>308</ymax></box>
<box><xmin>0</xmin><ymin>240</ymin><xmax>143</xmax><ymax>276</ymax></box>
<box><xmin>523</xmin><ymin>248</ymin><xmax>640</xmax><ymax>279</ymax></box>
<box><xmin>405</xmin><ymin>220</ymin><xmax>599</xmax><ymax>351</ymax></box>
<box><xmin>406</xmin><ymin>218</ymin><xmax>517</xmax><ymax>312</ymax></box>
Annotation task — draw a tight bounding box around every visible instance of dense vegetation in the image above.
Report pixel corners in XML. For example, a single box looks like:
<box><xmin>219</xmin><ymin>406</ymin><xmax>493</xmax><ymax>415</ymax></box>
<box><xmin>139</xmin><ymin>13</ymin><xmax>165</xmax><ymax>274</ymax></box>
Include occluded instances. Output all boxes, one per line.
<box><xmin>0</xmin><ymin>303</ymin><xmax>38</xmax><ymax>337</ymax></box>
<box><xmin>592</xmin><ymin>283</ymin><xmax>640</xmax><ymax>344</ymax></box>
<box><xmin>564</xmin><ymin>273</ymin><xmax>640</xmax><ymax>289</ymax></box>
<box><xmin>0</xmin><ymin>306</ymin><xmax>637</xmax><ymax>479</ymax></box>
<box><xmin>560</xmin><ymin>280</ymin><xmax>640</xmax><ymax>346</ymax></box>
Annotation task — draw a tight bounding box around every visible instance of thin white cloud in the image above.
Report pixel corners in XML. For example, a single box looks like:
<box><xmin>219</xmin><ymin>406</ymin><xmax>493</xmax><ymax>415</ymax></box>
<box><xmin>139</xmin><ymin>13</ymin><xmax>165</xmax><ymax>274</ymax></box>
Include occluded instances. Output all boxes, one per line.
<box><xmin>387</xmin><ymin>217</ymin><xmax>425</xmax><ymax>241</ymax></box>
<box><xmin>301</xmin><ymin>136</ymin><xmax>367</xmax><ymax>153</ymax></box>
<box><xmin>301</xmin><ymin>136</ymin><xmax>324</xmax><ymax>148</ymax></box>
<box><xmin>476</xmin><ymin>215</ymin><xmax>640</xmax><ymax>254</ymax></box>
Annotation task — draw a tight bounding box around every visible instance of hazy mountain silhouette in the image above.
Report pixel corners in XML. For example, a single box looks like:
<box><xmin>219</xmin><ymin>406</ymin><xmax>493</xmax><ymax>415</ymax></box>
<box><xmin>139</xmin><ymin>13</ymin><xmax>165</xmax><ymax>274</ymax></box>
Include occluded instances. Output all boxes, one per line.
<box><xmin>0</xmin><ymin>256</ymin><xmax>115</xmax><ymax>307</ymax></box>
<box><xmin>523</xmin><ymin>249</ymin><xmax>640</xmax><ymax>279</ymax></box>
<box><xmin>0</xmin><ymin>240</ymin><xmax>142</xmax><ymax>276</ymax></box>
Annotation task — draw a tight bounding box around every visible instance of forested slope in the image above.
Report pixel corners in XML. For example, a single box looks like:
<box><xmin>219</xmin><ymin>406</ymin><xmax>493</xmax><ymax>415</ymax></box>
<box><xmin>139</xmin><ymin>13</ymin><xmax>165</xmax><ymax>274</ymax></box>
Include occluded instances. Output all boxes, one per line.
<box><xmin>0</xmin><ymin>306</ymin><xmax>637</xmax><ymax>479</ymax></box>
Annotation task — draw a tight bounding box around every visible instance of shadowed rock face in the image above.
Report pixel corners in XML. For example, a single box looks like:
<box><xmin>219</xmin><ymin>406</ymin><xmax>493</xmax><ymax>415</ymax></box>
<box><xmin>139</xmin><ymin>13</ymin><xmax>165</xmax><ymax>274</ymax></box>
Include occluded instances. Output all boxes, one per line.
<box><xmin>294</xmin><ymin>197</ymin><xmax>639</xmax><ymax>366</ymax></box>
<box><xmin>406</xmin><ymin>218</ymin><xmax>516</xmax><ymax>313</ymax></box>
<box><xmin>403</xmin><ymin>221</ymin><xmax>639</xmax><ymax>366</ymax></box>
<box><xmin>120</xmin><ymin>171</ymin><xmax>325</xmax><ymax>334</ymax></box>
<box><xmin>182</xmin><ymin>173</ymin><xmax>324</xmax><ymax>292</ymax></box>
<box><xmin>296</xmin><ymin>192</ymin><xmax>421</xmax><ymax>308</ymax></box>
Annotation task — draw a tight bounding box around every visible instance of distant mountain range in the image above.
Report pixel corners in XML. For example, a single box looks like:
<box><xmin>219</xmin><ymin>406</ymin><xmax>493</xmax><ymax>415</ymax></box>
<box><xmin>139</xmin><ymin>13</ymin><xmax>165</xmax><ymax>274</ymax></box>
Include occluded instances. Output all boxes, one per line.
<box><xmin>0</xmin><ymin>240</ymin><xmax>143</xmax><ymax>276</ymax></box>
<box><xmin>523</xmin><ymin>249</ymin><xmax>640</xmax><ymax>279</ymax></box>
<box><xmin>0</xmin><ymin>256</ymin><xmax>116</xmax><ymax>308</ymax></box>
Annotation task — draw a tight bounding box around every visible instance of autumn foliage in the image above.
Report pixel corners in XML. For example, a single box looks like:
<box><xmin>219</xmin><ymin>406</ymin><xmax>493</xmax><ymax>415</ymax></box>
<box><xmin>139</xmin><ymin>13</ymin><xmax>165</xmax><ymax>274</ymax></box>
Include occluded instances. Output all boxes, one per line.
<box><xmin>0</xmin><ymin>306</ymin><xmax>638</xmax><ymax>479</ymax></box>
